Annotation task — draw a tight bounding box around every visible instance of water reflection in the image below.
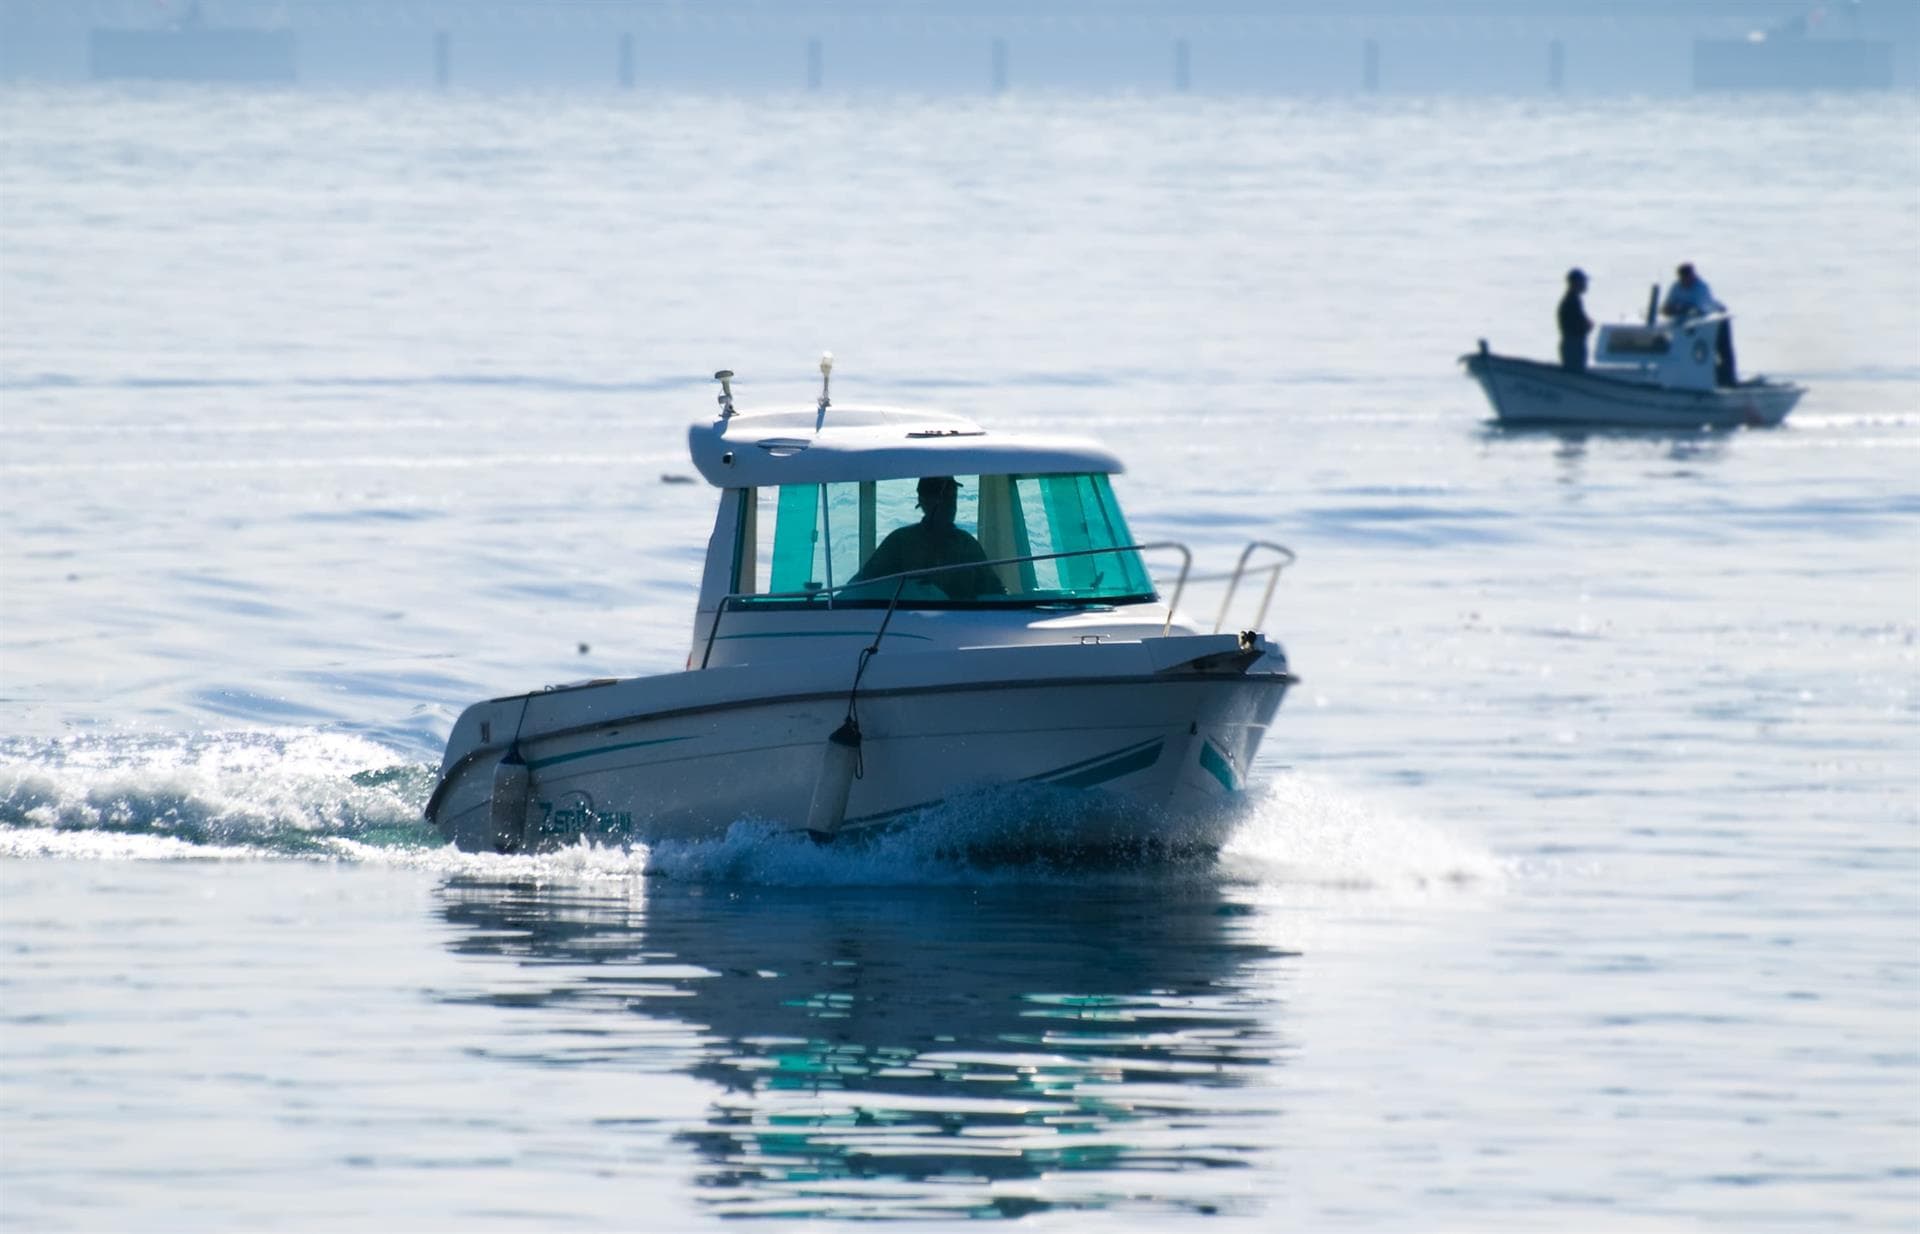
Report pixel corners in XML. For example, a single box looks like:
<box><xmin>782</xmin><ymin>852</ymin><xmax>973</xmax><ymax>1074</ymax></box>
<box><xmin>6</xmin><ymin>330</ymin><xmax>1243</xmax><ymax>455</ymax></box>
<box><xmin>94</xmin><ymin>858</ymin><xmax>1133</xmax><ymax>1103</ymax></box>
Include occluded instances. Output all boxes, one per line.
<box><xmin>434</xmin><ymin>875</ymin><xmax>1294</xmax><ymax>1220</ymax></box>
<box><xmin>1477</xmin><ymin>421</ymin><xmax>1735</xmax><ymax>492</ymax></box>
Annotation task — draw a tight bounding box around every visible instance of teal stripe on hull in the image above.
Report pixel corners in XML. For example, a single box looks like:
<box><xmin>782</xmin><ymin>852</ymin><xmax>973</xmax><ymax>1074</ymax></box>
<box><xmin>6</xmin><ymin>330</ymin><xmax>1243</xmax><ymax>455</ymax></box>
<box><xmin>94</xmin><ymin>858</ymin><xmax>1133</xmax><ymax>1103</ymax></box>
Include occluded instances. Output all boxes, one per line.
<box><xmin>1042</xmin><ymin>738</ymin><xmax>1165</xmax><ymax>789</ymax></box>
<box><xmin>843</xmin><ymin>735</ymin><xmax>1168</xmax><ymax>828</ymax></box>
<box><xmin>1199</xmin><ymin>739</ymin><xmax>1239</xmax><ymax>792</ymax></box>
<box><xmin>717</xmin><ymin>629</ymin><xmax>932</xmax><ymax>642</ymax></box>
<box><xmin>527</xmin><ymin>734</ymin><xmax>693</xmax><ymax>771</ymax></box>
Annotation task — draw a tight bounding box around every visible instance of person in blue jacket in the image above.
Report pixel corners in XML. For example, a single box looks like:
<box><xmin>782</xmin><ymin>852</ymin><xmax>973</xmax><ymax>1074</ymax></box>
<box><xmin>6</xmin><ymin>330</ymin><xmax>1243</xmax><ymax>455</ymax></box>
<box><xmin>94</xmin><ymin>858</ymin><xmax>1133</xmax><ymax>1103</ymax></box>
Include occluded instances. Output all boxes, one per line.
<box><xmin>1660</xmin><ymin>263</ymin><xmax>1724</xmax><ymax>319</ymax></box>
<box><xmin>1662</xmin><ymin>263</ymin><xmax>1738</xmax><ymax>386</ymax></box>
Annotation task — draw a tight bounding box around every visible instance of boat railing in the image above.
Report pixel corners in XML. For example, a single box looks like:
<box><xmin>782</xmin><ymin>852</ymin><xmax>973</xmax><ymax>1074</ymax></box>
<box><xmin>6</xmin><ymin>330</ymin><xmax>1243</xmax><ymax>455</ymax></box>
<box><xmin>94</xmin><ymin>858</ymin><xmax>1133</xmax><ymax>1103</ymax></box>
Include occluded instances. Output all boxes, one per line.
<box><xmin>1174</xmin><ymin>541</ymin><xmax>1297</xmax><ymax>635</ymax></box>
<box><xmin>698</xmin><ymin>541</ymin><xmax>1193</xmax><ymax>669</ymax></box>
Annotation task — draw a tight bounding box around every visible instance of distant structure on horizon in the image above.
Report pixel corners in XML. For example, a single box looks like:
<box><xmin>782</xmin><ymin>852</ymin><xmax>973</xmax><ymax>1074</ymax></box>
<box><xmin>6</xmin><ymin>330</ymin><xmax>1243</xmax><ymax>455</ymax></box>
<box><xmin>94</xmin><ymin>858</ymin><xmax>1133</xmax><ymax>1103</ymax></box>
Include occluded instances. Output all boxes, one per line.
<box><xmin>2</xmin><ymin>0</ymin><xmax>1912</xmax><ymax>93</ymax></box>
<box><xmin>1693</xmin><ymin>6</ymin><xmax>1896</xmax><ymax>89</ymax></box>
<box><xmin>88</xmin><ymin>2</ymin><xmax>296</xmax><ymax>84</ymax></box>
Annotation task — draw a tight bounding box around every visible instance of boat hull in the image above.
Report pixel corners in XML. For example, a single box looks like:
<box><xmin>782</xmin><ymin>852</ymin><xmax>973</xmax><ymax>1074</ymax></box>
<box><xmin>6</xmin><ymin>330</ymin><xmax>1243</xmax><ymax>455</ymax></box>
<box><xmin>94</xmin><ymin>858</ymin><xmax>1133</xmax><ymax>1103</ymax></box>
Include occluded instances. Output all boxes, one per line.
<box><xmin>427</xmin><ymin>639</ymin><xmax>1291</xmax><ymax>857</ymax></box>
<box><xmin>1464</xmin><ymin>351</ymin><xmax>1803</xmax><ymax>429</ymax></box>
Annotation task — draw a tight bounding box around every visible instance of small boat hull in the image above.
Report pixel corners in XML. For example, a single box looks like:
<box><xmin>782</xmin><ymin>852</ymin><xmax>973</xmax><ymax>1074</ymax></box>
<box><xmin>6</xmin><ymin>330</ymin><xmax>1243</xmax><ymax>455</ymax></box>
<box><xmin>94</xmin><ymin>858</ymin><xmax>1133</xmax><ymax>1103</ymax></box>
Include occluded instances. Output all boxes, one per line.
<box><xmin>1463</xmin><ymin>351</ymin><xmax>1803</xmax><ymax>430</ymax></box>
<box><xmin>426</xmin><ymin>637</ymin><xmax>1291</xmax><ymax>857</ymax></box>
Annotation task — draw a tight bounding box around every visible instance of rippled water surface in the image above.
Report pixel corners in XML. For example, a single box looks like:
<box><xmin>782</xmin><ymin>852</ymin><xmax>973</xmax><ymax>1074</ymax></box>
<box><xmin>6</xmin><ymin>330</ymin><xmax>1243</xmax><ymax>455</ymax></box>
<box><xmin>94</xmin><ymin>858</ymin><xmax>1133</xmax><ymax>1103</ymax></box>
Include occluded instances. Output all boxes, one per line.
<box><xmin>2</xmin><ymin>87</ymin><xmax>1917</xmax><ymax>1231</ymax></box>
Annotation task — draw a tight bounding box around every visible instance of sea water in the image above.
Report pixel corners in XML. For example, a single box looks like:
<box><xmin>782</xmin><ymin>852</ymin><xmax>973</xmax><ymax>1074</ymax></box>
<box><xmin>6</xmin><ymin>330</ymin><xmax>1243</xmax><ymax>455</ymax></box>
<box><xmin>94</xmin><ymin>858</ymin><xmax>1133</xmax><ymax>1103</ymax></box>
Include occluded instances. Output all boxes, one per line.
<box><xmin>1</xmin><ymin>86</ymin><xmax>1916</xmax><ymax>1231</ymax></box>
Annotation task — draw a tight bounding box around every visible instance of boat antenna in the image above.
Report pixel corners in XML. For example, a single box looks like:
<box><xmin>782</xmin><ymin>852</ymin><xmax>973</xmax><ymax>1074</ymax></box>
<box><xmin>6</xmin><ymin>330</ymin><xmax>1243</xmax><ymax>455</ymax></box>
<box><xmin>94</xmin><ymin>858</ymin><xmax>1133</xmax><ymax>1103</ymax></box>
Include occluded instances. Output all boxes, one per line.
<box><xmin>714</xmin><ymin>369</ymin><xmax>735</xmax><ymax>418</ymax></box>
<box><xmin>815</xmin><ymin>351</ymin><xmax>834</xmax><ymax>429</ymax></box>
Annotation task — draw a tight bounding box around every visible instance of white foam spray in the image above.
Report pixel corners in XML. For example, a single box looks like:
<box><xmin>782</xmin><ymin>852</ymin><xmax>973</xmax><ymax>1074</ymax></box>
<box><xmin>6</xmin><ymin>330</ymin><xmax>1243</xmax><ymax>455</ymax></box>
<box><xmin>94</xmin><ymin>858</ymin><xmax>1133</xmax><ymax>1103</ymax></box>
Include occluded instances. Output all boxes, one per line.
<box><xmin>2</xmin><ymin>732</ymin><xmax>1510</xmax><ymax>902</ymax></box>
<box><xmin>1219</xmin><ymin>772</ymin><xmax>1509</xmax><ymax>900</ymax></box>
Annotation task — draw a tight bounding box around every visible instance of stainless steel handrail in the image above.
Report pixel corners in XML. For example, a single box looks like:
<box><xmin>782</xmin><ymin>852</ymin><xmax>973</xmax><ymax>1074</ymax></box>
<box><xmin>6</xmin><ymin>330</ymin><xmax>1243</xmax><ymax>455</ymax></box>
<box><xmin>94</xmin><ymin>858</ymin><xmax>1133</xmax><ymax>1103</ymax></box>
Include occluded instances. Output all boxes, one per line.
<box><xmin>1211</xmin><ymin>541</ymin><xmax>1297</xmax><ymax>635</ymax></box>
<box><xmin>698</xmin><ymin>540</ymin><xmax>1193</xmax><ymax>669</ymax></box>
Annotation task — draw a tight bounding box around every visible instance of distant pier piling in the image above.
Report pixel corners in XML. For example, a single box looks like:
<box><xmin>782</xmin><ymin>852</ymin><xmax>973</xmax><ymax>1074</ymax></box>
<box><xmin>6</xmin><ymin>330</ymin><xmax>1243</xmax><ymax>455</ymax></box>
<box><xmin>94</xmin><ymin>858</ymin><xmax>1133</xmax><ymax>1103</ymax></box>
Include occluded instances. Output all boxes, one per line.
<box><xmin>1363</xmin><ymin>37</ymin><xmax>1380</xmax><ymax>92</ymax></box>
<box><xmin>618</xmin><ymin>33</ymin><xmax>634</xmax><ymax>89</ymax></box>
<box><xmin>1174</xmin><ymin>38</ymin><xmax>1190</xmax><ymax>92</ymax></box>
<box><xmin>991</xmin><ymin>37</ymin><xmax>1008</xmax><ymax>93</ymax></box>
<box><xmin>434</xmin><ymin>30</ymin><xmax>449</xmax><ymax>89</ymax></box>
<box><xmin>807</xmin><ymin>37</ymin><xmax>823</xmax><ymax>90</ymax></box>
<box><xmin>1549</xmin><ymin>38</ymin><xmax>1566</xmax><ymax>92</ymax></box>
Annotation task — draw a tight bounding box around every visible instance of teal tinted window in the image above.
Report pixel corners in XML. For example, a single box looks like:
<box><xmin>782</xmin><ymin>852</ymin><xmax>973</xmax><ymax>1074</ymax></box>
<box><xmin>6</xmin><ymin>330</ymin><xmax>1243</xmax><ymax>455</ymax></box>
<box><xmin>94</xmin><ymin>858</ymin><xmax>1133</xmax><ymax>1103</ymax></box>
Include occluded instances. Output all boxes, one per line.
<box><xmin>768</xmin><ymin>483</ymin><xmax>822</xmax><ymax>594</ymax></box>
<box><xmin>741</xmin><ymin>472</ymin><xmax>1152</xmax><ymax>606</ymax></box>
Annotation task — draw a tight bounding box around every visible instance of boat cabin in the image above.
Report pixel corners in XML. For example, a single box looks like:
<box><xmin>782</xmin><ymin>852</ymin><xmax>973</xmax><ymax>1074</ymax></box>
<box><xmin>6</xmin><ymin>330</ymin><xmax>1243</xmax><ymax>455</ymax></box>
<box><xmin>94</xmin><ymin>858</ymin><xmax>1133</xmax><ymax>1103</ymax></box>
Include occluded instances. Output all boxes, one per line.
<box><xmin>685</xmin><ymin>404</ymin><xmax>1163</xmax><ymax>666</ymax></box>
<box><xmin>1593</xmin><ymin>312</ymin><xmax>1730</xmax><ymax>391</ymax></box>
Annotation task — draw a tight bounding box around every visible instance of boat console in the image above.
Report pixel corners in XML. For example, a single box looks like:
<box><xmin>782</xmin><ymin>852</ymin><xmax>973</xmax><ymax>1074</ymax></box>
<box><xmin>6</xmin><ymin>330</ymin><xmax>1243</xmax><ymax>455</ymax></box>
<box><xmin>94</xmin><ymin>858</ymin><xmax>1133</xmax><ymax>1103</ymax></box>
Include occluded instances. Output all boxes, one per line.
<box><xmin>1593</xmin><ymin>313</ymin><xmax>1729</xmax><ymax>391</ymax></box>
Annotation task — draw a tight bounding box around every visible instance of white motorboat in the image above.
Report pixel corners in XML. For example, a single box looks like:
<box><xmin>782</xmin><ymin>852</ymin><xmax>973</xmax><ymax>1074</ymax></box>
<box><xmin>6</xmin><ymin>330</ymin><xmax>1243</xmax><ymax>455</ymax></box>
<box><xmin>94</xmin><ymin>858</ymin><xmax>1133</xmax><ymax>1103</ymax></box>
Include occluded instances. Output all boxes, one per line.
<box><xmin>424</xmin><ymin>359</ymin><xmax>1298</xmax><ymax>857</ymax></box>
<box><xmin>1463</xmin><ymin>311</ymin><xmax>1804</xmax><ymax>429</ymax></box>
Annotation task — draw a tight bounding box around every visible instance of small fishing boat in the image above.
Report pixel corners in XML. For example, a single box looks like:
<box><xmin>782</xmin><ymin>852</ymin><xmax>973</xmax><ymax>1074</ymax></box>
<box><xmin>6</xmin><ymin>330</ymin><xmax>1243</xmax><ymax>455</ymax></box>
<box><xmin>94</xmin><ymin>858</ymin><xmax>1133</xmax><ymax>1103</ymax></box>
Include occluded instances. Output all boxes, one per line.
<box><xmin>1463</xmin><ymin>310</ymin><xmax>1805</xmax><ymax>430</ymax></box>
<box><xmin>424</xmin><ymin>358</ymin><xmax>1298</xmax><ymax>856</ymax></box>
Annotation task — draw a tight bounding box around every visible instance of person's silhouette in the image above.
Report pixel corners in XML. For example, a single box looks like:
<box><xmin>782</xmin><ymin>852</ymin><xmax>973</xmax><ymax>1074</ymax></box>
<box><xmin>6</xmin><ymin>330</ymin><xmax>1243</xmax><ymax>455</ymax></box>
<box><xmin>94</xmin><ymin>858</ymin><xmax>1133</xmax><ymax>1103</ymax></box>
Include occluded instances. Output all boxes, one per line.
<box><xmin>1558</xmin><ymin>268</ymin><xmax>1593</xmax><ymax>372</ymax></box>
<box><xmin>849</xmin><ymin>476</ymin><xmax>1006</xmax><ymax>600</ymax></box>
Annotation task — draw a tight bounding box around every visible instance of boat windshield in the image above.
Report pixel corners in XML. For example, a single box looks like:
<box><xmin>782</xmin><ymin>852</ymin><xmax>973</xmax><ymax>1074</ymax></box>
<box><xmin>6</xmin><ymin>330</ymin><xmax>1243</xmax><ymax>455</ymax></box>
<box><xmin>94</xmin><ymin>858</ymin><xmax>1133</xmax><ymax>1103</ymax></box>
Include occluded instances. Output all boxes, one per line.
<box><xmin>732</xmin><ymin>472</ymin><xmax>1154</xmax><ymax>607</ymax></box>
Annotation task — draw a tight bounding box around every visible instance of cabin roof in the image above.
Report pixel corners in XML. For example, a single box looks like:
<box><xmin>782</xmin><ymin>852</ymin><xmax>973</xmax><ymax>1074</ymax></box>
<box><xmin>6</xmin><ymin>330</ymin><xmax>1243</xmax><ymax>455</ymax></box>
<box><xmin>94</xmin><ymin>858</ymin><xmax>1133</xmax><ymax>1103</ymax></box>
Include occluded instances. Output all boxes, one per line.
<box><xmin>686</xmin><ymin>404</ymin><xmax>1125</xmax><ymax>487</ymax></box>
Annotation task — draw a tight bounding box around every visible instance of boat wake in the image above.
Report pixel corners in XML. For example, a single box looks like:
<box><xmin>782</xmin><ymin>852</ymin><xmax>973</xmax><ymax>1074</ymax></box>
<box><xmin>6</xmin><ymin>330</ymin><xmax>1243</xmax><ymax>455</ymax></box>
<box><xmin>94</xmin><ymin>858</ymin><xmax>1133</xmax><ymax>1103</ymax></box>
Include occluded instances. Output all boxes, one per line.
<box><xmin>643</xmin><ymin>784</ymin><xmax>1237</xmax><ymax>888</ymax></box>
<box><xmin>1</xmin><ymin>730</ymin><xmax>1504</xmax><ymax>894</ymax></box>
<box><xmin>1220</xmin><ymin>773</ymin><xmax>1509</xmax><ymax>898</ymax></box>
<box><xmin>0</xmin><ymin>729</ymin><xmax>439</xmax><ymax>861</ymax></box>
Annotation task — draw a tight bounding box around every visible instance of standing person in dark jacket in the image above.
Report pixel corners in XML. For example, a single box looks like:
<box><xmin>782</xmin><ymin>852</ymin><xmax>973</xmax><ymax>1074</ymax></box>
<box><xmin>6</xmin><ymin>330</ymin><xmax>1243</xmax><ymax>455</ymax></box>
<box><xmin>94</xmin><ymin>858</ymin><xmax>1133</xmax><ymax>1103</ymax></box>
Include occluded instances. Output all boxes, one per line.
<box><xmin>1558</xmin><ymin>268</ymin><xmax>1593</xmax><ymax>372</ymax></box>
